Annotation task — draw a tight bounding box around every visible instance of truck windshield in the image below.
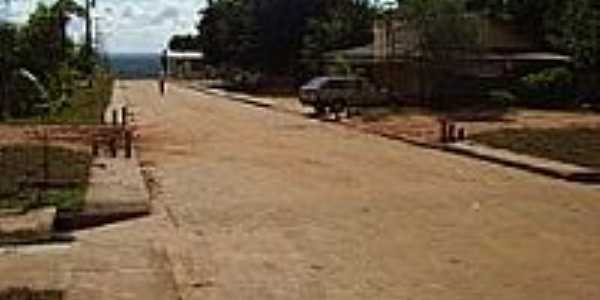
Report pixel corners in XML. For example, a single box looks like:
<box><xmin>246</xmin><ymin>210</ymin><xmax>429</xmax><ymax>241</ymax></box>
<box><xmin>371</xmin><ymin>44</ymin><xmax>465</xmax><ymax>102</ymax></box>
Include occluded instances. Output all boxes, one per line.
<box><xmin>303</xmin><ymin>77</ymin><xmax>328</xmax><ymax>88</ymax></box>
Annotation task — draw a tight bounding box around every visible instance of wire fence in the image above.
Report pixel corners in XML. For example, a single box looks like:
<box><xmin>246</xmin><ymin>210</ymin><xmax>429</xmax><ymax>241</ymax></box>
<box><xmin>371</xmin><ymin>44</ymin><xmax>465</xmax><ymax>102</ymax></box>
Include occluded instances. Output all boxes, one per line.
<box><xmin>0</xmin><ymin>126</ymin><xmax>93</xmax><ymax>212</ymax></box>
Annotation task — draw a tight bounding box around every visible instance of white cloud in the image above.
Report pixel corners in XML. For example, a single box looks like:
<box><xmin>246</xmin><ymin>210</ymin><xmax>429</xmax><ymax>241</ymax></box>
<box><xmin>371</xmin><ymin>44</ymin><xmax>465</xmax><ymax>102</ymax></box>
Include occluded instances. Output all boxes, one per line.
<box><xmin>1</xmin><ymin>0</ymin><xmax>207</xmax><ymax>53</ymax></box>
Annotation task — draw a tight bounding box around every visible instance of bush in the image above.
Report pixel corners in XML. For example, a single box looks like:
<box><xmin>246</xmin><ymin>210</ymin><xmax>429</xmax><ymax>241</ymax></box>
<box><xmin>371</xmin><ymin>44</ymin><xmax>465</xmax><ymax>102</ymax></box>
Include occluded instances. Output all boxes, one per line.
<box><xmin>522</xmin><ymin>67</ymin><xmax>574</xmax><ymax>88</ymax></box>
<box><xmin>514</xmin><ymin>67</ymin><xmax>577</xmax><ymax>108</ymax></box>
<box><xmin>488</xmin><ymin>89</ymin><xmax>516</xmax><ymax>109</ymax></box>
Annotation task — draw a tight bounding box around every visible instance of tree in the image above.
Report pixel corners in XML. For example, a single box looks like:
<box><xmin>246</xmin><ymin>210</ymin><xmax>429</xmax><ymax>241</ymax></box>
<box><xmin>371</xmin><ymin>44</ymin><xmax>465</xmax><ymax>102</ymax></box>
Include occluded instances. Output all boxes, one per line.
<box><xmin>168</xmin><ymin>34</ymin><xmax>201</xmax><ymax>51</ymax></box>
<box><xmin>198</xmin><ymin>0</ymin><xmax>259</xmax><ymax>70</ymax></box>
<box><xmin>300</xmin><ymin>0</ymin><xmax>376</xmax><ymax>77</ymax></box>
<box><xmin>464</xmin><ymin>0</ymin><xmax>600</xmax><ymax>69</ymax></box>
<box><xmin>559</xmin><ymin>0</ymin><xmax>600</xmax><ymax>68</ymax></box>
<box><xmin>197</xmin><ymin>0</ymin><xmax>376</xmax><ymax>78</ymax></box>
<box><xmin>0</xmin><ymin>0</ymin><xmax>88</xmax><ymax>119</ymax></box>
<box><xmin>18</xmin><ymin>1</ymin><xmax>84</xmax><ymax>83</ymax></box>
<box><xmin>400</xmin><ymin>0</ymin><xmax>482</xmax><ymax>102</ymax></box>
<box><xmin>0</xmin><ymin>22</ymin><xmax>20</xmax><ymax>120</ymax></box>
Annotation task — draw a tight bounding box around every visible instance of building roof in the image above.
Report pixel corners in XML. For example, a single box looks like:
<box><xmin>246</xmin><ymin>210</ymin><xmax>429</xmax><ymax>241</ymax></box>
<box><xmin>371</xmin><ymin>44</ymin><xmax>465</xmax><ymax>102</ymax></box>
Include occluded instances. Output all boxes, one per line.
<box><xmin>165</xmin><ymin>50</ymin><xmax>204</xmax><ymax>60</ymax></box>
<box><xmin>325</xmin><ymin>46</ymin><xmax>571</xmax><ymax>64</ymax></box>
<box><xmin>481</xmin><ymin>52</ymin><xmax>572</xmax><ymax>62</ymax></box>
<box><xmin>325</xmin><ymin>44</ymin><xmax>374</xmax><ymax>59</ymax></box>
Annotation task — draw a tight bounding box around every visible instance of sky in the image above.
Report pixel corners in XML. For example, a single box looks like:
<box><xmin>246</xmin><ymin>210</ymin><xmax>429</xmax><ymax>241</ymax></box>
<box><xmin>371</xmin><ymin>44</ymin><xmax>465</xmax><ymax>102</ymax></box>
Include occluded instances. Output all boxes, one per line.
<box><xmin>0</xmin><ymin>0</ymin><xmax>207</xmax><ymax>53</ymax></box>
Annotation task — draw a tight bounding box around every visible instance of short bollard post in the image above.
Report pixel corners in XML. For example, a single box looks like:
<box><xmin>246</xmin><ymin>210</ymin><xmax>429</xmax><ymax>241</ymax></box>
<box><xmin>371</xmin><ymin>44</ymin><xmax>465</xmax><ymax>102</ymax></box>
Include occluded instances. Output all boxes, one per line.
<box><xmin>125</xmin><ymin>130</ymin><xmax>133</xmax><ymax>159</ymax></box>
<box><xmin>448</xmin><ymin>123</ymin><xmax>456</xmax><ymax>143</ymax></box>
<box><xmin>92</xmin><ymin>139</ymin><xmax>99</xmax><ymax>157</ymax></box>
<box><xmin>109</xmin><ymin>137</ymin><xmax>117</xmax><ymax>158</ymax></box>
<box><xmin>121</xmin><ymin>106</ymin><xmax>128</xmax><ymax>127</ymax></box>
<box><xmin>457</xmin><ymin>127</ymin><xmax>466</xmax><ymax>141</ymax></box>
<box><xmin>100</xmin><ymin>111</ymin><xmax>105</xmax><ymax>124</ymax></box>
<box><xmin>112</xmin><ymin>109</ymin><xmax>118</xmax><ymax>126</ymax></box>
<box><xmin>439</xmin><ymin>119</ymin><xmax>448</xmax><ymax>143</ymax></box>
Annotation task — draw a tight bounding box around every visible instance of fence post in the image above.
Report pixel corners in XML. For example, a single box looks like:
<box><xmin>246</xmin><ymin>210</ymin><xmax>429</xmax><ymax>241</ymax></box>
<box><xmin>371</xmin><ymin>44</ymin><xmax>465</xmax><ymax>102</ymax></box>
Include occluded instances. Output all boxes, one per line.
<box><xmin>457</xmin><ymin>127</ymin><xmax>466</xmax><ymax>141</ymax></box>
<box><xmin>112</xmin><ymin>109</ymin><xmax>118</xmax><ymax>126</ymax></box>
<box><xmin>121</xmin><ymin>106</ymin><xmax>128</xmax><ymax>127</ymax></box>
<box><xmin>448</xmin><ymin>123</ymin><xmax>456</xmax><ymax>143</ymax></box>
<box><xmin>439</xmin><ymin>119</ymin><xmax>448</xmax><ymax>143</ymax></box>
<box><xmin>109</xmin><ymin>136</ymin><xmax>117</xmax><ymax>158</ymax></box>
<box><xmin>124</xmin><ymin>130</ymin><xmax>133</xmax><ymax>159</ymax></box>
<box><xmin>92</xmin><ymin>138</ymin><xmax>99</xmax><ymax>157</ymax></box>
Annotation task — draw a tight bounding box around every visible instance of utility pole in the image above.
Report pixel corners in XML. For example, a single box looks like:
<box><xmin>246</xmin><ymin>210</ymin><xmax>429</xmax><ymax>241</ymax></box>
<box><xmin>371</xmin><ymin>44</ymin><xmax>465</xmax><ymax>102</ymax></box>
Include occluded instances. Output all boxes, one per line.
<box><xmin>0</xmin><ymin>31</ymin><xmax>6</xmax><ymax>121</ymax></box>
<box><xmin>85</xmin><ymin>0</ymin><xmax>91</xmax><ymax>54</ymax></box>
<box><xmin>84</xmin><ymin>0</ymin><xmax>96</xmax><ymax>72</ymax></box>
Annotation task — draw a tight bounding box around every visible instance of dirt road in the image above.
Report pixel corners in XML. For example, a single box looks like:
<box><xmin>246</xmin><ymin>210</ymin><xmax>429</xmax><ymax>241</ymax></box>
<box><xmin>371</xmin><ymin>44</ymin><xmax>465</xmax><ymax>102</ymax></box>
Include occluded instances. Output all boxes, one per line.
<box><xmin>126</xmin><ymin>80</ymin><xmax>600</xmax><ymax>300</ymax></box>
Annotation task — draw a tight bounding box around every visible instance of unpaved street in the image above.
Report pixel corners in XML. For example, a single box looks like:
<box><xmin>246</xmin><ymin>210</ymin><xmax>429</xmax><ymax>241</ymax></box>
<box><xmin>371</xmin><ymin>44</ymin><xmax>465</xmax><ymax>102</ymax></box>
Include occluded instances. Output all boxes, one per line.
<box><xmin>126</xmin><ymin>80</ymin><xmax>600</xmax><ymax>300</ymax></box>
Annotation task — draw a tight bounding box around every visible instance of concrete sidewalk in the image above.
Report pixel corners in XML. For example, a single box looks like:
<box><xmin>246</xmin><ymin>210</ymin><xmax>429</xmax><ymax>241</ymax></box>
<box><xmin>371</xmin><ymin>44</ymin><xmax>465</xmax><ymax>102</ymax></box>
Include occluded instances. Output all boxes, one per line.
<box><xmin>0</xmin><ymin>215</ymin><xmax>178</xmax><ymax>300</ymax></box>
<box><xmin>54</xmin><ymin>150</ymin><xmax>151</xmax><ymax>230</ymax></box>
<box><xmin>0</xmin><ymin>81</ymin><xmax>177</xmax><ymax>300</ymax></box>
<box><xmin>443</xmin><ymin>142</ymin><xmax>600</xmax><ymax>183</ymax></box>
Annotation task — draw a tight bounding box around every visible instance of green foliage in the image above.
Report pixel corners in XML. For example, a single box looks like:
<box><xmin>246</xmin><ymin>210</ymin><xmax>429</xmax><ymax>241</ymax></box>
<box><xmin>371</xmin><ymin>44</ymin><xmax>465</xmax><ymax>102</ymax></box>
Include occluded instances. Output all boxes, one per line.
<box><xmin>559</xmin><ymin>0</ymin><xmax>600</xmax><ymax>68</ymax></box>
<box><xmin>472</xmin><ymin>127</ymin><xmax>600</xmax><ymax>169</ymax></box>
<box><xmin>300</xmin><ymin>0</ymin><xmax>375</xmax><ymax>76</ymax></box>
<box><xmin>515</xmin><ymin>67</ymin><xmax>577</xmax><ymax>108</ymax></box>
<box><xmin>45</xmin><ymin>70</ymin><xmax>114</xmax><ymax>124</ymax></box>
<box><xmin>168</xmin><ymin>34</ymin><xmax>200</xmax><ymax>51</ymax></box>
<box><xmin>0</xmin><ymin>144</ymin><xmax>91</xmax><ymax>212</ymax></box>
<box><xmin>465</xmin><ymin>0</ymin><xmax>600</xmax><ymax>69</ymax></box>
<box><xmin>400</xmin><ymin>0</ymin><xmax>482</xmax><ymax>100</ymax></box>
<box><xmin>487</xmin><ymin>89</ymin><xmax>516</xmax><ymax>108</ymax></box>
<box><xmin>0</xmin><ymin>0</ymin><xmax>94</xmax><ymax>120</ymax></box>
<box><xmin>330</xmin><ymin>54</ymin><xmax>353</xmax><ymax>76</ymax></box>
<box><xmin>402</xmin><ymin>0</ymin><xmax>481</xmax><ymax>59</ymax></box>
<box><xmin>198</xmin><ymin>0</ymin><xmax>260</xmax><ymax>70</ymax></box>
<box><xmin>522</xmin><ymin>67</ymin><xmax>574</xmax><ymax>89</ymax></box>
<box><xmin>197</xmin><ymin>0</ymin><xmax>376</xmax><ymax>78</ymax></box>
<box><xmin>5</xmin><ymin>73</ymin><xmax>46</xmax><ymax>118</ymax></box>
<box><xmin>0</xmin><ymin>288</ymin><xmax>63</xmax><ymax>300</ymax></box>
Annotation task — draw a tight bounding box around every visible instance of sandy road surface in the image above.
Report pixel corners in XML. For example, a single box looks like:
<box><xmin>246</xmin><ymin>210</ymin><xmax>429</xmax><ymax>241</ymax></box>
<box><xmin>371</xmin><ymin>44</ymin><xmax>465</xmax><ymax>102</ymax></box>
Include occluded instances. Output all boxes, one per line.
<box><xmin>126</xmin><ymin>80</ymin><xmax>600</xmax><ymax>300</ymax></box>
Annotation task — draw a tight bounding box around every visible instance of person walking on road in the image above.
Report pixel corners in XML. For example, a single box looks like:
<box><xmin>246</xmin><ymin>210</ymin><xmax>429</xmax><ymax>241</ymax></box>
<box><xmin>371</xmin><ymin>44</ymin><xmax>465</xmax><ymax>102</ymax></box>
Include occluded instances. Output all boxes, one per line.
<box><xmin>158</xmin><ymin>70</ymin><xmax>166</xmax><ymax>96</ymax></box>
<box><xmin>159</xmin><ymin>49</ymin><xmax>168</xmax><ymax>96</ymax></box>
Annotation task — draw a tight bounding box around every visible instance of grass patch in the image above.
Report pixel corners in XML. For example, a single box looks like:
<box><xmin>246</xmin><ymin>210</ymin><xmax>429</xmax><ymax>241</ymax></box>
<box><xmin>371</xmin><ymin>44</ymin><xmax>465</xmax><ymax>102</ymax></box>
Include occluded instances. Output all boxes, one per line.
<box><xmin>46</xmin><ymin>72</ymin><xmax>114</xmax><ymax>124</ymax></box>
<box><xmin>0</xmin><ymin>144</ymin><xmax>91</xmax><ymax>212</ymax></box>
<box><xmin>472</xmin><ymin>127</ymin><xmax>600</xmax><ymax>169</ymax></box>
<box><xmin>4</xmin><ymin>72</ymin><xmax>113</xmax><ymax>125</ymax></box>
<box><xmin>0</xmin><ymin>288</ymin><xmax>63</xmax><ymax>300</ymax></box>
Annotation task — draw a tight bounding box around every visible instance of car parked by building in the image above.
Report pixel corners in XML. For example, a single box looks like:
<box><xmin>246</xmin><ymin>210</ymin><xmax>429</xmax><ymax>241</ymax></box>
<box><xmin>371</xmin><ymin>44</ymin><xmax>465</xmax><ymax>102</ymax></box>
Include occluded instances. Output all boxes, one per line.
<box><xmin>299</xmin><ymin>76</ymin><xmax>392</xmax><ymax>118</ymax></box>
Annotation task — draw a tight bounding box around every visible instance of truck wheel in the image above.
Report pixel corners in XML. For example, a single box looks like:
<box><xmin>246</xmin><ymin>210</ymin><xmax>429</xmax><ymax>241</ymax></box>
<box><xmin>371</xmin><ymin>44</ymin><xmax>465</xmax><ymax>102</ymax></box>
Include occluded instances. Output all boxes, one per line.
<box><xmin>314</xmin><ymin>105</ymin><xmax>326</xmax><ymax>116</ymax></box>
<box><xmin>331</xmin><ymin>99</ymin><xmax>347</xmax><ymax>121</ymax></box>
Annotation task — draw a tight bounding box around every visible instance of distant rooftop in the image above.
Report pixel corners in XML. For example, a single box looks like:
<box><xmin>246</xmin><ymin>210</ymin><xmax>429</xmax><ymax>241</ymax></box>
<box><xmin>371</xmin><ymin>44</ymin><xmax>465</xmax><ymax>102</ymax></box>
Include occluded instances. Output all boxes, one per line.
<box><xmin>165</xmin><ymin>50</ymin><xmax>204</xmax><ymax>60</ymax></box>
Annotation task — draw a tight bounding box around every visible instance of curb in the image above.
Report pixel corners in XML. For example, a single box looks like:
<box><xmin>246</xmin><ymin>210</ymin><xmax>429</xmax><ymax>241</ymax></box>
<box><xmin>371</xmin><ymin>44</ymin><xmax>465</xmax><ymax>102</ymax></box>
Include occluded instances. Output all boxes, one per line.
<box><xmin>440</xmin><ymin>142</ymin><xmax>600</xmax><ymax>184</ymax></box>
<box><xmin>55</xmin><ymin>146</ymin><xmax>152</xmax><ymax>231</ymax></box>
<box><xmin>191</xmin><ymin>85</ymin><xmax>600</xmax><ymax>185</ymax></box>
<box><xmin>54</xmin><ymin>208</ymin><xmax>149</xmax><ymax>231</ymax></box>
<box><xmin>192</xmin><ymin>85</ymin><xmax>275</xmax><ymax>108</ymax></box>
<box><xmin>0</xmin><ymin>207</ymin><xmax>57</xmax><ymax>245</ymax></box>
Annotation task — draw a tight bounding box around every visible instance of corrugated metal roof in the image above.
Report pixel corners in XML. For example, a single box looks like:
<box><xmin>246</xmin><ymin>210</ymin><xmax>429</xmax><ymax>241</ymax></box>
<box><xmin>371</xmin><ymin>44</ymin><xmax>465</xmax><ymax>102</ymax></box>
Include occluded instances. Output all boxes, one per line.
<box><xmin>166</xmin><ymin>50</ymin><xmax>204</xmax><ymax>60</ymax></box>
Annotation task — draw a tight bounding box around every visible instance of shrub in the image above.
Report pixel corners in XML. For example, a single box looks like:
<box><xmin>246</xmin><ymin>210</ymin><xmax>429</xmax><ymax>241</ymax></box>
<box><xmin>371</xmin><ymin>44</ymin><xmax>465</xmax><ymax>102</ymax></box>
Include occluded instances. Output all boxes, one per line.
<box><xmin>488</xmin><ymin>89</ymin><xmax>516</xmax><ymax>109</ymax></box>
<box><xmin>515</xmin><ymin>67</ymin><xmax>577</xmax><ymax>108</ymax></box>
<box><xmin>522</xmin><ymin>67</ymin><xmax>574</xmax><ymax>88</ymax></box>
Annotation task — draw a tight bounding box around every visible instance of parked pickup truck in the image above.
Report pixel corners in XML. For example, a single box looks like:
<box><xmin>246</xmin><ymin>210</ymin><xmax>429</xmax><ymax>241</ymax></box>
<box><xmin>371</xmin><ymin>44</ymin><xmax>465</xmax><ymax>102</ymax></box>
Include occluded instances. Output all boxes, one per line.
<box><xmin>299</xmin><ymin>76</ymin><xmax>392</xmax><ymax>117</ymax></box>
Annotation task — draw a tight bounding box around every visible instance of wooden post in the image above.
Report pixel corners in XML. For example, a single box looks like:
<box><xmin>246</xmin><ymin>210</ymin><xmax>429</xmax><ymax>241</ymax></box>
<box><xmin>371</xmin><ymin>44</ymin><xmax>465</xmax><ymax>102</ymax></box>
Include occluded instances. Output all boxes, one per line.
<box><xmin>457</xmin><ymin>127</ymin><xmax>466</xmax><ymax>141</ymax></box>
<box><xmin>112</xmin><ymin>109</ymin><xmax>118</xmax><ymax>126</ymax></box>
<box><xmin>109</xmin><ymin>137</ymin><xmax>117</xmax><ymax>158</ymax></box>
<box><xmin>440</xmin><ymin>119</ymin><xmax>448</xmax><ymax>143</ymax></box>
<box><xmin>121</xmin><ymin>106</ymin><xmax>128</xmax><ymax>127</ymax></box>
<box><xmin>92</xmin><ymin>138</ymin><xmax>99</xmax><ymax>157</ymax></box>
<box><xmin>124</xmin><ymin>130</ymin><xmax>133</xmax><ymax>159</ymax></box>
<box><xmin>448</xmin><ymin>123</ymin><xmax>456</xmax><ymax>143</ymax></box>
